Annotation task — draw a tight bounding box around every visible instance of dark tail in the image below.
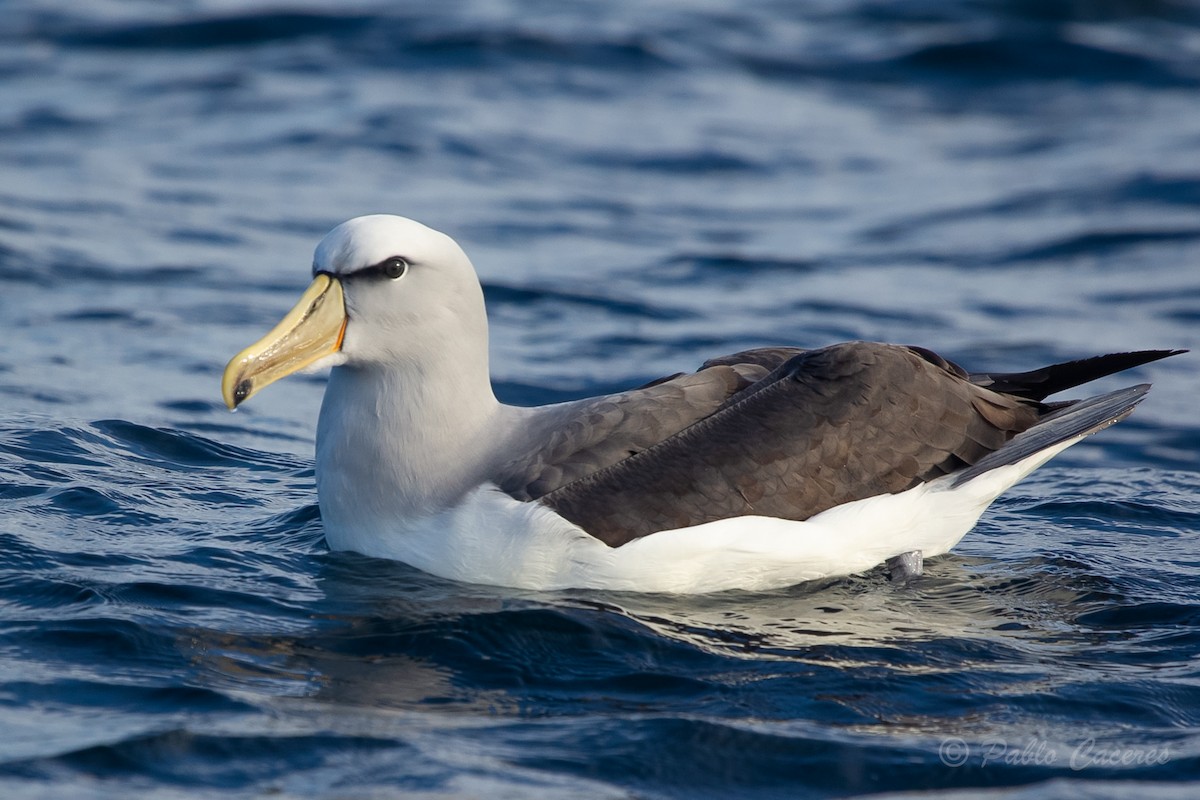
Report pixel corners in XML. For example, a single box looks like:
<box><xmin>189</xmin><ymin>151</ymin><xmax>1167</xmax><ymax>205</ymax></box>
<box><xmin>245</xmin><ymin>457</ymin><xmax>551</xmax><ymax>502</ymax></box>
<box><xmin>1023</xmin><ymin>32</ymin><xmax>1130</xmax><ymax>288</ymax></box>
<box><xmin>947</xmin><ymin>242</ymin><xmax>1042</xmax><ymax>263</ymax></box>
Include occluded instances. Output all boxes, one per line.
<box><xmin>952</xmin><ymin>384</ymin><xmax>1151</xmax><ymax>487</ymax></box>
<box><xmin>968</xmin><ymin>349</ymin><xmax>1184</xmax><ymax>400</ymax></box>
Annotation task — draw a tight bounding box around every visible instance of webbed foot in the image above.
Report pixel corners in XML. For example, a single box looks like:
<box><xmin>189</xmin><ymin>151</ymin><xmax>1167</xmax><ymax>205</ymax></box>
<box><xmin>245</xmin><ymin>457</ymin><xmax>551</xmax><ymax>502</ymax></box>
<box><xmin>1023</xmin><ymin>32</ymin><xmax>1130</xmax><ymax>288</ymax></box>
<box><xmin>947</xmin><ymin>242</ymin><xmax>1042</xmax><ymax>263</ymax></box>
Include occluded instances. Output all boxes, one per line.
<box><xmin>887</xmin><ymin>550</ymin><xmax>924</xmax><ymax>582</ymax></box>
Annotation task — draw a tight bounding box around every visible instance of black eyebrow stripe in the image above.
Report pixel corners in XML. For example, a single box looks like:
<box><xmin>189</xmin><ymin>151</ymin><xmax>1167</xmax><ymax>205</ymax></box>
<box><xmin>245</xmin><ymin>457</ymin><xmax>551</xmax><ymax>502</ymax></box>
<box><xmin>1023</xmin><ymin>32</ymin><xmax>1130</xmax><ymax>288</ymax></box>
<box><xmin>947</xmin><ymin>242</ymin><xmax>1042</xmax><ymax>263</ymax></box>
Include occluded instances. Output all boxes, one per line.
<box><xmin>345</xmin><ymin>257</ymin><xmax>411</xmax><ymax>279</ymax></box>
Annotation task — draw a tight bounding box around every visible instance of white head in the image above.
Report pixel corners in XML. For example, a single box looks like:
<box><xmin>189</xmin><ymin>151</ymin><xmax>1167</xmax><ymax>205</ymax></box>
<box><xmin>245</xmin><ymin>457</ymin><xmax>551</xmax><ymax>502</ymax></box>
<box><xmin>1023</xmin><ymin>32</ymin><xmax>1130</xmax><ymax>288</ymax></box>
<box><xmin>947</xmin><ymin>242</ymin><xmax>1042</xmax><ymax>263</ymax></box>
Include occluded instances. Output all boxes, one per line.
<box><xmin>222</xmin><ymin>214</ymin><xmax>492</xmax><ymax>408</ymax></box>
<box><xmin>314</xmin><ymin>215</ymin><xmax>489</xmax><ymax>370</ymax></box>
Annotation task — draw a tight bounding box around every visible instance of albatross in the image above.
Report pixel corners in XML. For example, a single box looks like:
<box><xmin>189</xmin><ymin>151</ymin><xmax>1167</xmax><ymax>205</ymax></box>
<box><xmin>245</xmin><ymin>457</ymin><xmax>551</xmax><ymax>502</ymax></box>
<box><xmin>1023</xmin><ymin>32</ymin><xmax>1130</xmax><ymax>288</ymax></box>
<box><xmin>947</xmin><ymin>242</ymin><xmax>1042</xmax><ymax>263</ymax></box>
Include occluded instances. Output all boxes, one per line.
<box><xmin>221</xmin><ymin>214</ymin><xmax>1180</xmax><ymax>593</ymax></box>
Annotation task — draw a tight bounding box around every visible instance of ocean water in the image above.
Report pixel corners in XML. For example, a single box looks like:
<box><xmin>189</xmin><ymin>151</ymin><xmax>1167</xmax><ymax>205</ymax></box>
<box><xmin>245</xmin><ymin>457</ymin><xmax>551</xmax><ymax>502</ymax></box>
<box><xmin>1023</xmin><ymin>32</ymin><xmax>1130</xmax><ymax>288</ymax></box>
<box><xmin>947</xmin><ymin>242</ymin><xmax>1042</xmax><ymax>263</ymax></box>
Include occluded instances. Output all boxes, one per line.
<box><xmin>2</xmin><ymin>1</ymin><xmax>1199</xmax><ymax>797</ymax></box>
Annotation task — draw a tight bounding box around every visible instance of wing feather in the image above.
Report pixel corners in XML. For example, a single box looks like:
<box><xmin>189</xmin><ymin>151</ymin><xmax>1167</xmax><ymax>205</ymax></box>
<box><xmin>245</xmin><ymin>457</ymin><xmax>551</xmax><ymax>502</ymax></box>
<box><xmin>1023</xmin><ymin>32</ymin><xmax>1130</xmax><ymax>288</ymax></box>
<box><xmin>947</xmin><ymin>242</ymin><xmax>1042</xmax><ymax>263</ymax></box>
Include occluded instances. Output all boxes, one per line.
<box><xmin>494</xmin><ymin>363</ymin><xmax>758</xmax><ymax>500</ymax></box>
<box><xmin>538</xmin><ymin>342</ymin><xmax>1039</xmax><ymax>546</ymax></box>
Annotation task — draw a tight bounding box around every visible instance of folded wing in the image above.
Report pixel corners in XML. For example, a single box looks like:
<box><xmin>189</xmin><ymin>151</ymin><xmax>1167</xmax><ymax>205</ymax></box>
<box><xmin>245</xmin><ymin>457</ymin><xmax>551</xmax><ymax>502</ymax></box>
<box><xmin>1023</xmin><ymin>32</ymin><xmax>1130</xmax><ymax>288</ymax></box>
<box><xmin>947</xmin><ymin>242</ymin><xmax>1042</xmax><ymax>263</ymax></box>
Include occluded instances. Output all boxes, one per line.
<box><xmin>495</xmin><ymin>343</ymin><xmax>1178</xmax><ymax>547</ymax></box>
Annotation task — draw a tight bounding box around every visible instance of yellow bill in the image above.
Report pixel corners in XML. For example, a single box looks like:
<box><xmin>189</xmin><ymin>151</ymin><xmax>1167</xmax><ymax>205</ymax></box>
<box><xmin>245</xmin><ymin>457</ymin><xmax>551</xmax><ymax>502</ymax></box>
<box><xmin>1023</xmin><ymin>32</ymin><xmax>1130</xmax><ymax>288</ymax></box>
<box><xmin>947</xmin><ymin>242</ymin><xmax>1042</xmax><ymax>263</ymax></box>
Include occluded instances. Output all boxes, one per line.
<box><xmin>222</xmin><ymin>273</ymin><xmax>346</xmax><ymax>409</ymax></box>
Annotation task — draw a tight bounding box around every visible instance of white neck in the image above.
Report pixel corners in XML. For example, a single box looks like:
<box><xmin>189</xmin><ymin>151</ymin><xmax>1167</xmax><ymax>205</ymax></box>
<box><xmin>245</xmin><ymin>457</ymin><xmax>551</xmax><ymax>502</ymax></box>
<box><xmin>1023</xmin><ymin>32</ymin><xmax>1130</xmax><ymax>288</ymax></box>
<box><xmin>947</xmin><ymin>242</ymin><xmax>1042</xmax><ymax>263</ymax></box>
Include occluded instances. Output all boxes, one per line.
<box><xmin>315</xmin><ymin>351</ymin><xmax>507</xmax><ymax>535</ymax></box>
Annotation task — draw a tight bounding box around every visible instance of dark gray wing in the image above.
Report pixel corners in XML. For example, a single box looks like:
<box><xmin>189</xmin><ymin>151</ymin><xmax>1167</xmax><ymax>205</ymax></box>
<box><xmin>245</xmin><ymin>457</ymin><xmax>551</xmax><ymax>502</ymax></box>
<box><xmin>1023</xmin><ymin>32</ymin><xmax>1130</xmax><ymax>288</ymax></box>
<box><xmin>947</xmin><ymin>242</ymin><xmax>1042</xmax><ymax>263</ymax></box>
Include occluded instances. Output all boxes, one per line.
<box><xmin>494</xmin><ymin>361</ymin><xmax>769</xmax><ymax>500</ymax></box>
<box><xmin>537</xmin><ymin>342</ymin><xmax>1040</xmax><ymax>546</ymax></box>
<box><xmin>698</xmin><ymin>346</ymin><xmax>807</xmax><ymax>371</ymax></box>
<box><xmin>493</xmin><ymin>347</ymin><xmax>837</xmax><ymax>499</ymax></box>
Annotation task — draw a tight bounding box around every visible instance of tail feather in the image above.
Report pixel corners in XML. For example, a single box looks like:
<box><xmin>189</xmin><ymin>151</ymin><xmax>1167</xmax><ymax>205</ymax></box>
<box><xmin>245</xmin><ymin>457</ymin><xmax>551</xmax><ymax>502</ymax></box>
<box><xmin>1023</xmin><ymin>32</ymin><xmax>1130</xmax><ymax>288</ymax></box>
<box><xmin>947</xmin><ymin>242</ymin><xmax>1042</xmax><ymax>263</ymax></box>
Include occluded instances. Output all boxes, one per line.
<box><xmin>951</xmin><ymin>384</ymin><xmax>1150</xmax><ymax>487</ymax></box>
<box><xmin>969</xmin><ymin>349</ymin><xmax>1184</xmax><ymax>401</ymax></box>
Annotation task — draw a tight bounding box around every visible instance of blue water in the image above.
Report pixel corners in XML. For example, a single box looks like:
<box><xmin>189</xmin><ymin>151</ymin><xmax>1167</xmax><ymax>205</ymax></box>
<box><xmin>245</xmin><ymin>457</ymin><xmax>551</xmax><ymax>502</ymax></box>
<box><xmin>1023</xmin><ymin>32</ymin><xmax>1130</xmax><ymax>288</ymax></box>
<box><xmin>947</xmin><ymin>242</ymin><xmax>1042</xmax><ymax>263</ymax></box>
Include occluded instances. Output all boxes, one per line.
<box><xmin>2</xmin><ymin>1</ymin><xmax>1199</xmax><ymax>797</ymax></box>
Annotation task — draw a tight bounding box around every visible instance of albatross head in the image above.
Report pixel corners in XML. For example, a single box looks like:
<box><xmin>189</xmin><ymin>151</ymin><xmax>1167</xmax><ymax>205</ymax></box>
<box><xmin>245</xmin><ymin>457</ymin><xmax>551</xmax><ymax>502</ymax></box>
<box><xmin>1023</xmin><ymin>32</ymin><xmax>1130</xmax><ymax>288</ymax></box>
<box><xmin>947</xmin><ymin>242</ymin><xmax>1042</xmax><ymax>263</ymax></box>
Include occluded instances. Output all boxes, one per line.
<box><xmin>221</xmin><ymin>214</ymin><xmax>489</xmax><ymax>409</ymax></box>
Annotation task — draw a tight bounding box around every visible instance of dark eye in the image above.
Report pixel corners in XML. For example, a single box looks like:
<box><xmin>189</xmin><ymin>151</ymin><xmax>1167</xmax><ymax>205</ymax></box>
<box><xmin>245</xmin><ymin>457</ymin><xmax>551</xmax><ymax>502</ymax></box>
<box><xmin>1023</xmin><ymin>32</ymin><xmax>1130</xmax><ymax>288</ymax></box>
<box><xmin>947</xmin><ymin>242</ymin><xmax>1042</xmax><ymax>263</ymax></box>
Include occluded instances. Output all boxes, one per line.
<box><xmin>382</xmin><ymin>257</ymin><xmax>409</xmax><ymax>280</ymax></box>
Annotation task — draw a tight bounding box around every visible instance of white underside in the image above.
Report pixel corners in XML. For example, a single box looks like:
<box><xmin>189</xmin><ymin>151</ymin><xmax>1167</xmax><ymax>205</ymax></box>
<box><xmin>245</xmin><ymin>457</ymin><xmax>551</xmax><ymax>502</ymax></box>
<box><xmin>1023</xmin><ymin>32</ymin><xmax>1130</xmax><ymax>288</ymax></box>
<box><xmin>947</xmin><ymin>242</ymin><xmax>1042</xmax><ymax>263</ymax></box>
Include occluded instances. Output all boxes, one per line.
<box><xmin>323</xmin><ymin>437</ymin><xmax>1082</xmax><ymax>593</ymax></box>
